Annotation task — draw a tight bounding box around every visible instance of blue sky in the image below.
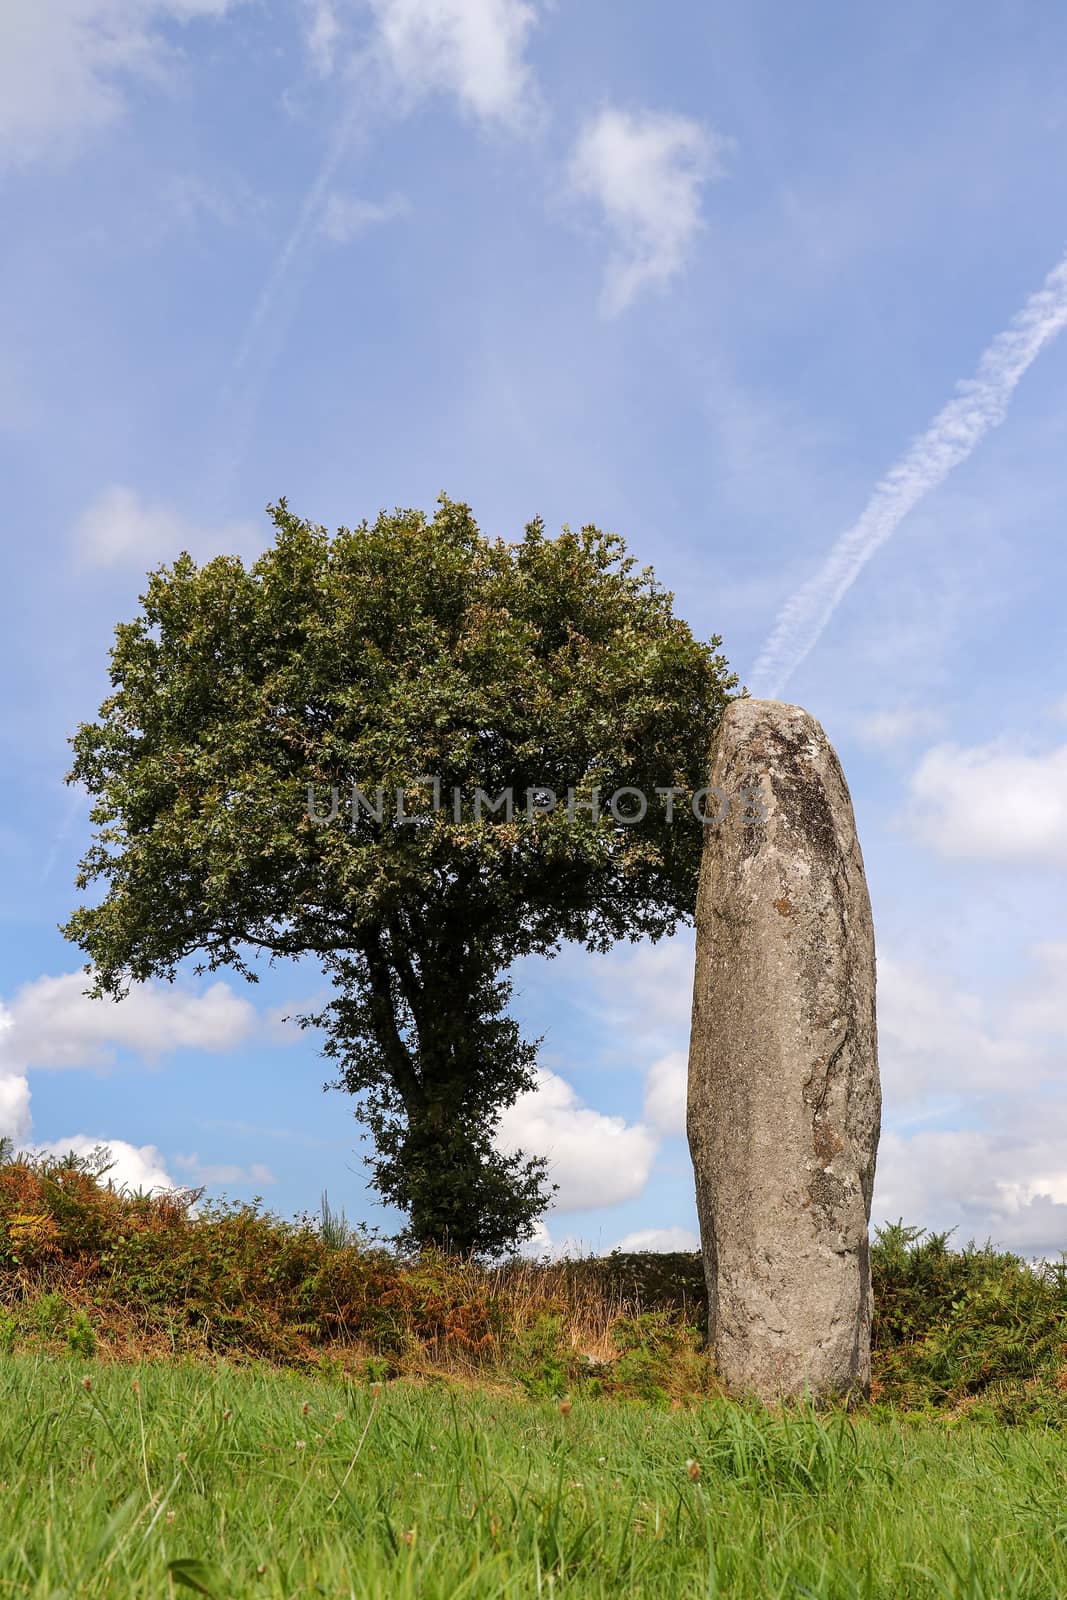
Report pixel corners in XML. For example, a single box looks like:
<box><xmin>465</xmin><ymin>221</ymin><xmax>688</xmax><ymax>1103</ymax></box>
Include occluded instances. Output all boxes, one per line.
<box><xmin>2</xmin><ymin>0</ymin><xmax>1066</xmax><ymax>1257</ymax></box>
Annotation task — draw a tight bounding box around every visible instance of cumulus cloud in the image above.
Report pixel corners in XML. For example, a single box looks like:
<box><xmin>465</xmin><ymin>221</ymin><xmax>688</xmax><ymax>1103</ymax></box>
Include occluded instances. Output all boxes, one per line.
<box><xmin>568</xmin><ymin>106</ymin><xmax>728</xmax><ymax>315</ymax></box>
<box><xmin>0</xmin><ymin>1049</ymin><xmax>32</xmax><ymax>1144</ymax></box>
<box><xmin>520</xmin><ymin>1220</ymin><xmax>702</xmax><ymax>1259</ymax></box>
<box><xmin>643</xmin><ymin>1051</ymin><xmax>687</xmax><ymax>1136</ymax></box>
<box><xmin>0</xmin><ymin>0</ymin><xmax>244</xmax><ymax>169</ymax></box>
<box><xmin>76</xmin><ymin>485</ymin><xmax>262</xmax><ymax>569</ymax></box>
<box><xmin>0</xmin><ymin>970</ymin><xmax>258</xmax><ymax>1150</ymax></box>
<box><xmin>0</xmin><ymin>1004</ymin><xmax>31</xmax><ymax>1145</ymax></box>
<box><xmin>1</xmin><ymin>971</ymin><xmax>257</xmax><ymax>1073</ymax></box>
<box><xmin>515</xmin><ymin>1218</ymin><xmax>554</xmax><ymax>1257</ymax></box>
<box><xmin>318</xmin><ymin>191</ymin><xmax>410</xmax><ymax>243</ymax></box>
<box><xmin>613</xmin><ymin>1226</ymin><xmax>699</xmax><ymax>1253</ymax></box>
<box><xmin>364</xmin><ymin>0</ymin><xmax>540</xmax><ymax>128</ymax></box>
<box><xmin>0</xmin><ymin>972</ymin><xmax>276</xmax><ymax>1206</ymax></box>
<box><xmin>574</xmin><ymin>934</ymin><xmax>1067</xmax><ymax>1256</ymax></box>
<box><xmin>512</xmin><ymin>1218</ymin><xmax>598</xmax><ymax>1260</ymax></box>
<box><xmin>876</xmin><ymin>954</ymin><xmax>1035</xmax><ymax>1108</ymax></box>
<box><xmin>32</xmin><ymin>1135</ymin><xmax>180</xmax><ymax>1195</ymax></box>
<box><xmin>871</xmin><ymin>945</ymin><xmax>1067</xmax><ymax>1255</ymax></box>
<box><xmin>495</xmin><ymin>1069</ymin><xmax>658</xmax><ymax>1212</ymax></box>
<box><xmin>295</xmin><ymin>0</ymin><xmax>540</xmax><ymax>125</ymax></box>
<box><xmin>873</xmin><ymin>1118</ymin><xmax>1067</xmax><ymax>1262</ymax></box>
<box><xmin>904</xmin><ymin>739</ymin><xmax>1067</xmax><ymax>866</ymax></box>
<box><xmin>1006</xmin><ymin>943</ymin><xmax>1067</xmax><ymax>1037</ymax></box>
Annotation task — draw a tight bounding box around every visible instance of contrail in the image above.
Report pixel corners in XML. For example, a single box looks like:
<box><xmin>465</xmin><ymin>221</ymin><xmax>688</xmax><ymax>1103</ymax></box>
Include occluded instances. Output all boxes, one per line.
<box><xmin>749</xmin><ymin>246</ymin><xmax>1067</xmax><ymax>699</ymax></box>
<box><xmin>209</xmin><ymin>102</ymin><xmax>363</xmax><ymax>505</ymax></box>
<box><xmin>231</xmin><ymin>105</ymin><xmax>358</xmax><ymax>376</ymax></box>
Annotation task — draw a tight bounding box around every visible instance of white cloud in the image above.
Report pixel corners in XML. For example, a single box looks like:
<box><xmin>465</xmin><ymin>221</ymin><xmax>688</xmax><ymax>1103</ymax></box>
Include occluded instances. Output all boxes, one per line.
<box><xmin>568</xmin><ymin>106</ymin><xmax>728</xmax><ymax>315</ymax></box>
<box><xmin>263</xmin><ymin>997</ymin><xmax>326</xmax><ymax>1045</ymax></box>
<box><xmin>0</xmin><ymin>1043</ymin><xmax>31</xmax><ymax>1143</ymax></box>
<box><xmin>512</xmin><ymin>1218</ymin><xmax>596</xmax><ymax>1260</ymax></box>
<box><xmin>1006</xmin><ymin>943</ymin><xmax>1067</xmax><ymax>1037</ymax></box>
<box><xmin>643</xmin><ymin>1051</ymin><xmax>687</xmax><ymax>1136</ymax></box>
<box><xmin>852</xmin><ymin>707</ymin><xmax>943</xmax><ymax>748</ymax></box>
<box><xmin>75</xmin><ymin>484</ymin><xmax>262</xmax><ymax>569</ymax></box>
<box><xmin>318</xmin><ymin>191</ymin><xmax>410</xmax><ymax>243</ymax></box>
<box><xmin>303</xmin><ymin>0</ymin><xmax>341</xmax><ymax>76</ymax></box>
<box><xmin>32</xmin><ymin>1135</ymin><xmax>179</xmax><ymax>1196</ymax></box>
<box><xmin>151</xmin><ymin>172</ymin><xmax>260</xmax><ymax>242</ymax></box>
<box><xmin>295</xmin><ymin>0</ymin><xmax>540</xmax><ymax>125</ymax></box>
<box><xmin>749</xmin><ymin>246</ymin><xmax>1067</xmax><ymax>697</ymax></box>
<box><xmin>563</xmin><ymin>933</ymin><xmax>1067</xmax><ymax>1258</ymax></box>
<box><xmin>365</xmin><ymin>0</ymin><xmax>540</xmax><ymax>128</ymax></box>
<box><xmin>905</xmin><ymin>739</ymin><xmax>1067</xmax><ymax>866</ymax></box>
<box><xmin>1</xmin><ymin>971</ymin><xmax>257</xmax><ymax>1072</ymax></box>
<box><xmin>495</xmin><ymin>1069</ymin><xmax>658</xmax><ymax>1212</ymax></box>
<box><xmin>876</xmin><ymin>953</ymin><xmax>1034</xmax><ymax>1108</ymax></box>
<box><xmin>997</xmin><ymin>1170</ymin><xmax>1067</xmax><ymax>1209</ymax></box>
<box><xmin>581</xmin><ymin>933</ymin><xmax>695</xmax><ymax>1050</ymax></box>
<box><xmin>0</xmin><ymin>970</ymin><xmax>260</xmax><ymax>1143</ymax></box>
<box><xmin>873</xmin><ymin>1119</ymin><xmax>1067</xmax><ymax>1262</ymax></box>
<box><xmin>870</xmin><ymin>946</ymin><xmax>1067</xmax><ymax>1256</ymax></box>
<box><xmin>0</xmin><ymin>972</ymin><xmax>269</xmax><ymax>1202</ymax></box>
<box><xmin>515</xmin><ymin>1217</ymin><xmax>554</xmax><ymax>1257</ymax></box>
<box><xmin>613</xmin><ymin>1226</ymin><xmax>700</xmax><ymax>1253</ymax></box>
<box><xmin>173</xmin><ymin>1152</ymin><xmax>275</xmax><ymax>1188</ymax></box>
<box><xmin>0</xmin><ymin>0</ymin><xmax>244</xmax><ymax>169</ymax></box>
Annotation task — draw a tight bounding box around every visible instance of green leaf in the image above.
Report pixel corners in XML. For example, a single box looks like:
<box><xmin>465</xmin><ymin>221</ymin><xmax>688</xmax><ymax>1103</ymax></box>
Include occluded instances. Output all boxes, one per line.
<box><xmin>165</xmin><ymin>1557</ymin><xmax>227</xmax><ymax>1597</ymax></box>
<box><xmin>64</xmin><ymin>494</ymin><xmax>739</xmax><ymax>1255</ymax></box>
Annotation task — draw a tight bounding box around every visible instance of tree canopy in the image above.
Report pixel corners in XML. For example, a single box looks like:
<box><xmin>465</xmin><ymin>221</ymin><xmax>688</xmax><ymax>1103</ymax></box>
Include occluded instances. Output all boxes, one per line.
<box><xmin>65</xmin><ymin>497</ymin><xmax>738</xmax><ymax>1253</ymax></box>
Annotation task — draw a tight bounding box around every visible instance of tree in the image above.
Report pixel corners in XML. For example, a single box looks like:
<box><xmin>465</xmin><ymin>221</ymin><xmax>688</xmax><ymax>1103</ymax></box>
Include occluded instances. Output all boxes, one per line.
<box><xmin>64</xmin><ymin>497</ymin><xmax>738</xmax><ymax>1254</ymax></box>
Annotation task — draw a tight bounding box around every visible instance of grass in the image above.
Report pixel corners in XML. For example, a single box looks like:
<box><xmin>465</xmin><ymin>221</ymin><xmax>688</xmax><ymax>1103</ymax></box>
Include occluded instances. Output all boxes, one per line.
<box><xmin>3</xmin><ymin>1144</ymin><xmax>1065</xmax><ymax>1421</ymax></box>
<box><xmin>1</xmin><ymin>1355</ymin><xmax>1065</xmax><ymax>1599</ymax></box>
<box><xmin>2</xmin><ymin>1143</ymin><xmax>1066</xmax><ymax>1593</ymax></box>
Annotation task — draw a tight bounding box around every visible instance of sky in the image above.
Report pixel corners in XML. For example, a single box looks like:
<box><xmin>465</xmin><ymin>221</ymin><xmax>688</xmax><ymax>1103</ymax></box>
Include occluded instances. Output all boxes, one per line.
<box><xmin>2</xmin><ymin>0</ymin><xmax>1066</xmax><ymax>1259</ymax></box>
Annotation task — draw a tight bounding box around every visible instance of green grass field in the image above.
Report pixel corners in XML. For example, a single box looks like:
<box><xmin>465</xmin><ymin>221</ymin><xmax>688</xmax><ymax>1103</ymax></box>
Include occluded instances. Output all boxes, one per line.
<box><xmin>2</xmin><ymin>1357</ymin><xmax>1064</xmax><ymax>1600</ymax></box>
<box><xmin>2</xmin><ymin>1151</ymin><xmax>1065</xmax><ymax>1595</ymax></box>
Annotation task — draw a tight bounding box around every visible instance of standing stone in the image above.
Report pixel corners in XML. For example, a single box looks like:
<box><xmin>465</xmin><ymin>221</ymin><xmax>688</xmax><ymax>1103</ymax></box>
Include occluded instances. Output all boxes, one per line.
<box><xmin>687</xmin><ymin>699</ymin><xmax>880</xmax><ymax>1402</ymax></box>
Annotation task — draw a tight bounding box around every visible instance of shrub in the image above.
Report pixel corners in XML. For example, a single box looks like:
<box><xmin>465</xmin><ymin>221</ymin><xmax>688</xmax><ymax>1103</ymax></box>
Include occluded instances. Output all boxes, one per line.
<box><xmin>513</xmin><ymin>1314</ymin><xmax>573</xmax><ymax>1398</ymax></box>
<box><xmin>2</xmin><ymin>1145</ymin><xmax>1064</xmax><ymax>1420</ymax></box>
<box><xmin>870</xmin><ymin>1222</ymin><xmax>1067</xmax><ymax>1411</ymax></box>
<box><xmin>66</xmin><ymin>1309</ymin><xmax>97</xmax><ymax>1359</ymax></box>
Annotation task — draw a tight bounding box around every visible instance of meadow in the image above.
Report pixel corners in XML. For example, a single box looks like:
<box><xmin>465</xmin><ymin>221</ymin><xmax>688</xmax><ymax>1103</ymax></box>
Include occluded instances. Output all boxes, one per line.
<box><xmin>1</xmin><ymin>1144</ymin><xmax>1065</xmax><ymax>1597</ymax></box>
<box><xmin>2</xmin><ymin>1357</ymin><xmax>1066</xmax><ymax>1599</ymax></box>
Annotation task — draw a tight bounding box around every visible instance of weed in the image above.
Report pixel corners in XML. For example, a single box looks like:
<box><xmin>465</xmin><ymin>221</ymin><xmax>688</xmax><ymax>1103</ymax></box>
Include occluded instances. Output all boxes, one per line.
<box><xmin>66</xmin><ymin>1309</ymin><xmax>98</xmax><ymax>1359</ymax></box>
<box><xmin>319</xmin><ymin>1190</ymin><xmax>353</xmax><ymax>1251</ymax></box>
<box><xmin>513</xmin><ymin>1313</ymin><xmax>573</xmax><ymax>1397</ymax></box>
<box><xmin>30</xmin><ymin>1291</ymin><xmax>68</xmax><ymax>1337</ymax></box>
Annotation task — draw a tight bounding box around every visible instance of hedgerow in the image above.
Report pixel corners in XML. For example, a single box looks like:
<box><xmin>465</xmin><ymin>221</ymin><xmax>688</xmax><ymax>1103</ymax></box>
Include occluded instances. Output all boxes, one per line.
<box><xmin>1</xmin><ymin>1141</ymin><xmax>1064</xmax><ymax>1418</ymax></box>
